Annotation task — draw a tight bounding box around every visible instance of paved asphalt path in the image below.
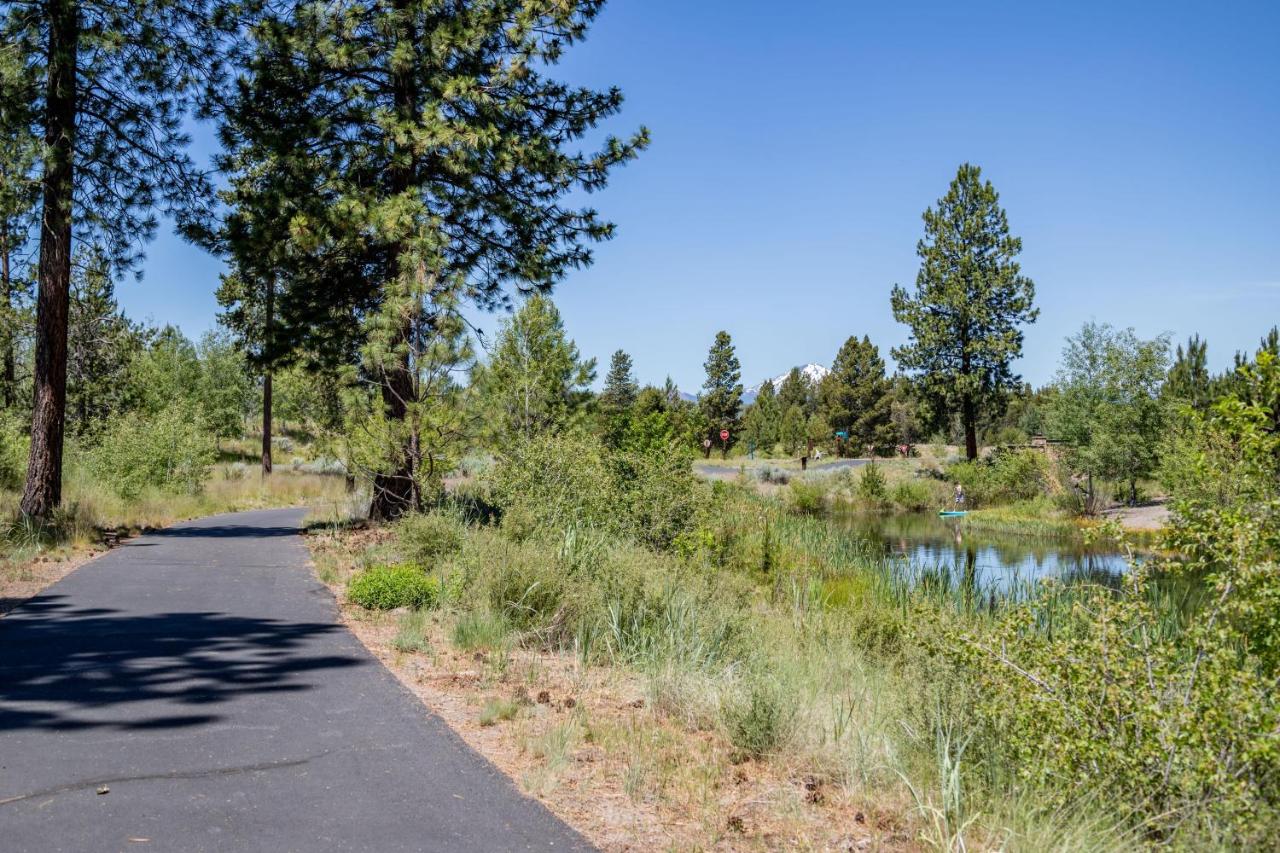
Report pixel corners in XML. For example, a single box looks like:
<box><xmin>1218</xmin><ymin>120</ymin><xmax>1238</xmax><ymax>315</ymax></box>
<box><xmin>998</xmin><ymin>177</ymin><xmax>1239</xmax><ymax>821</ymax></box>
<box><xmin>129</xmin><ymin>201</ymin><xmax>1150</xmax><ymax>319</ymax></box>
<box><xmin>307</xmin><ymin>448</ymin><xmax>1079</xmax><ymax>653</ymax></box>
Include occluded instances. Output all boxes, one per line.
<box><xmin>0</xmin><ymin>508</ymin><xmax>592</xmax><ymax>852</ymax></box>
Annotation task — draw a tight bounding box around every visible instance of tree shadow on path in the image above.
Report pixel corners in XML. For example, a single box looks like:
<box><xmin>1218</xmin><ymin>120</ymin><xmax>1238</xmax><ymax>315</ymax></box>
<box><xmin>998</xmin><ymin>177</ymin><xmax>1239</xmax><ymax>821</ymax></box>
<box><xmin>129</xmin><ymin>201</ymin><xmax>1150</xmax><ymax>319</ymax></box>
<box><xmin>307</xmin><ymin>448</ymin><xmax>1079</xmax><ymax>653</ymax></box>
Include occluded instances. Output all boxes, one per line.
<box><xmin>0</xmin><ymin>596</ymin><xmax>362</xmax><ymax>733</ymax></box>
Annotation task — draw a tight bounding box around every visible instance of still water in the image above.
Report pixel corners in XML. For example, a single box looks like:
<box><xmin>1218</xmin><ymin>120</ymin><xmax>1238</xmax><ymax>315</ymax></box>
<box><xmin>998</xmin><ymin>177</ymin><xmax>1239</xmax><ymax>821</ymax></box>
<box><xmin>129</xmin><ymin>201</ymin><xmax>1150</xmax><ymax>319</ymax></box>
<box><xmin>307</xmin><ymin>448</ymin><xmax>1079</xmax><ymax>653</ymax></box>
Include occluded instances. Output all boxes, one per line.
<box><xmin>835</xmin><ymin>512</ymin><xmax>1135</xmax><ymax>594</ymax></box>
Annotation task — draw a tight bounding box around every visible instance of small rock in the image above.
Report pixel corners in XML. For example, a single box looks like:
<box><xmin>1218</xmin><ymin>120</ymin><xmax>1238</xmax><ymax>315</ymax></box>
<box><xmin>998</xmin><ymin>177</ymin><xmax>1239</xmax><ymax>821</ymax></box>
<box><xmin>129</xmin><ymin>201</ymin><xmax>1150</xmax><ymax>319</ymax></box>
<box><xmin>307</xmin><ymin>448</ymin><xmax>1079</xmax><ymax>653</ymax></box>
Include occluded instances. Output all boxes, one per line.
<box><xmin>96</xmin><ymin>786</ymin><xmax>109</xmax><ymax>795</ymax></box>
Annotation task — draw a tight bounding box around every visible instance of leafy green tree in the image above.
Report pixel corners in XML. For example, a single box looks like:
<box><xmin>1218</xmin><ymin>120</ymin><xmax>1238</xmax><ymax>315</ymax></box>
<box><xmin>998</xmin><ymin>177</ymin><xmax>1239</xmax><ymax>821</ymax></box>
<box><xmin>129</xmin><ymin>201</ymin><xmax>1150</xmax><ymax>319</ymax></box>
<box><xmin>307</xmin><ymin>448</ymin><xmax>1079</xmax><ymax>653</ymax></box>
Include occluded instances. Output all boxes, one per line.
<box><xmin>126</xmin><ymin>326</ymin><xmax>203</xmax><ymax>418</ymax></box>
<box><xmin>1048</xmin><ymin>323</ymin><xmax>1170</xmax><ymax>505</ymax></box>
<box><xmin>476</xmin><ymin>295</ymin><xmax>595</xmax><ymax>443</ymax></box>
<box><xmin>196</xmin><ymin>330</ymin><xmax>253</xmax><ymax>443</ymax></box>
<box><xmin>599</xmin><ymin>349</ymin><xmax>638</xmax><ymax>448</ymax></box>
<box><xmin>891</xmin><ymin>163</ymin><xmax>1038</xmax><ymax>460</ymax></box>
<box><xmin>65</xmin><ymin>249</ymin><xmax>143</xmax><ymax>433</ymax></box>
<box><xmin>699</xmin><ymin>331</ymin><xmax>742</xmax><ymax>458</ymax></box>
<box><xmin>820</xmin><ymin>335</ymin><xmax>893</xmax><ymax>455</ymax></box>
<box><xmin>1164</xmin><ymin>334</ymin><xmax>1212</xmax><ymax>411</ymax></box>
<box><xmin>214</xmin><ymin>0</ymin><xmax>646</xmax><ymax>519</ymax></box>
<box><xmin>6</xmin><ymin>0</ymin><xmax>236</xmax><ymax>517</ymax></box>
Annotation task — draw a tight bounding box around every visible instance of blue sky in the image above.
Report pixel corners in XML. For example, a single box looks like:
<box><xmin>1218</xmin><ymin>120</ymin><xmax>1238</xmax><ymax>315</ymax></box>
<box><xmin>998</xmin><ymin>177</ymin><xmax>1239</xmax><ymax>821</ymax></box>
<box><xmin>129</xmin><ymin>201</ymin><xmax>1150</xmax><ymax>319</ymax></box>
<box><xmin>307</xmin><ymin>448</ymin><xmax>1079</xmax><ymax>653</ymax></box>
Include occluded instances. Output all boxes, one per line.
<box><xmin>126</xmin><ymin>0</ymin><xmax>1280</xmax><ymax>391</ymax></box>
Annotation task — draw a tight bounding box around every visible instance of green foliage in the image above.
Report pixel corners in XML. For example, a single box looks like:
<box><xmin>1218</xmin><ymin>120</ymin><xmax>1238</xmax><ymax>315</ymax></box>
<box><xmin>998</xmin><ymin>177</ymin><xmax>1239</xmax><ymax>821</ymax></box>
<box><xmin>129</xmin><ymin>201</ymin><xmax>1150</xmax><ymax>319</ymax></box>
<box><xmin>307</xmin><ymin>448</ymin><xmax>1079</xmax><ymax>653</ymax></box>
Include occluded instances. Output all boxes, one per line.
<box><xmin>90</xmin><ymin>404</ymin><xmax>216</xmax><ymax>499</ymax></box>
<box><xmin>780</xmin><ymin>405</ymin><xmax>807</xmax><ymax>455</ymax></box>
<box><xmin>394</xmin><ymin>512</ymin><xmax>465</xmax><ymax>566</ymax></box>
<box><xmin>66</xmin><ymin>249</ymin><xmax>145</xmax><ymax>433</ymax></box>
<box><xmin>821</xmin><ymin>336</ymin><xmax>894</xmax><ymax>453</ymax></box>
<box><xmin>1048</xmin><ymin>323</ymin><xmax>1170</xmax><ymax>503</ymax></box>
<box><xmin>599</xmin><ymin>349</ymin><xmax>638</xmax><ymax>448</ymax></box>
<box><xmin>452</xmin><ymin>609</ymin><xmax>513</xmax><ymax>652</ymax></box>
<box><xmin>723</xmin><ymin>676</ymin><xmax>794</xmax><ymax>759</ymax></box>
<box><xmin>490</xmin><ymin>431</ymin><xmax>699</xmax><ymax>551</ymax></box>
<box><xmin>890</xmin><ymin>479</ymin><xmax>934</xmax><ymax>511</ymax></box>
<box><xmin>891</xmin><ymin>163</ymin><xmax>1038</xmax><ymax>458</ymax></box>
<box><xmin>347</xmin><ymin>564</ymin><xmax>441</xmax><ymax>611</ymax></box>
<box><xmin>1164</xmin><ymin>334</ymin><xmax>1212</xmax><ymax>411</ymax></box>
<box><xmin>479</xmin><ymin>697</ymin><xmax>522</xmax><ymax>727</ymax></box>
<box><xmin>742</xmin><ymin>379</ymin><xmax>780</xmax><ymax>454</ymax></box>
<box><xmin>476</xmin><ymin>295</ymin><xmax>596</xmax><ymax>442</ymax></box>
<box><xmin>699</xmin><ymin>331</ymin><xmax>743</xmax><ymax>452</ymax></box>
<box><xmin>946</xmin><ymin>449</ymin><xmax>1050</xmax><ymax>507</ymax></box>
<box><xmin>0</xmin><ymin>412</ymin><xmax>29</xmax><ymax>489</ymax></box>
<box><xmin>196</xmin><ymin>330</ymin><xmax>253</xmax><ymax>441</ymax></box>
<box><xmin>855</xmin><ymin>463</ymin><xmax>889</xmax><ymax>506</ymax></box>
<box><xmin>788</xmin><ymin>478</ymin><xmax>826</xmax><ymax>515</ymax></box>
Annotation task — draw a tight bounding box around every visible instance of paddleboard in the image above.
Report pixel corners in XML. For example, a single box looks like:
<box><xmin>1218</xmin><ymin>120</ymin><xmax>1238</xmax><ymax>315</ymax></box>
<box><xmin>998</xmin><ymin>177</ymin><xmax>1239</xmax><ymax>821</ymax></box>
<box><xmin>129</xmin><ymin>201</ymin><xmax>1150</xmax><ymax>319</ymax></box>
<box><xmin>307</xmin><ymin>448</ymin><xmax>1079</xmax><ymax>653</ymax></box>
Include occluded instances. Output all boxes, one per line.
<box><xmin>938</xmin><ymin>510</ymin><xmax>967</xmax><ymax>517</ymax></box>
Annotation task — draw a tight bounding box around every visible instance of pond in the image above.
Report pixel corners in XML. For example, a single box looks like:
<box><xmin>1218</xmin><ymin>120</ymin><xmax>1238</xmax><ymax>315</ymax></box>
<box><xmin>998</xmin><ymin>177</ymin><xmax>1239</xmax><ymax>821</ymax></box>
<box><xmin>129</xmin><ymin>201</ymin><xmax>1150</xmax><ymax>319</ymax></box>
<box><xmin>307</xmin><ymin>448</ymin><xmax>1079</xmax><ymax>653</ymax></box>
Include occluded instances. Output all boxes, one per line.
<box><xmin>835</xmin><ymin>511</ymin><xmax>1136</xmax><ymax>594</ymax></box>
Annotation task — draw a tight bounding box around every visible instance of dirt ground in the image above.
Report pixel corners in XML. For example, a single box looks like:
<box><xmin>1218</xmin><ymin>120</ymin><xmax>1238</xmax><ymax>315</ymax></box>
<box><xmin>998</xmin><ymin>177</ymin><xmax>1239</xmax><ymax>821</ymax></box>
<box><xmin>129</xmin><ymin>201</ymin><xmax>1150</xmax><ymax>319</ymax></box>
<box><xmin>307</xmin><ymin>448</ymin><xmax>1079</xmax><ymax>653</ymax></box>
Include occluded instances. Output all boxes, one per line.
<box><xmin>306</xmin><ymin>527</ymin><xmax>914</xmax><ymax>852</ymax></box>
<box><xmin>0</xmin><ymin>549</ymin><xmax>102</xmax><ymax>616</ymax></box>
<box><xmin>1102</xmin><ymin>501</ymin><xmax>1171</xmax><ymax>531</ymax></box>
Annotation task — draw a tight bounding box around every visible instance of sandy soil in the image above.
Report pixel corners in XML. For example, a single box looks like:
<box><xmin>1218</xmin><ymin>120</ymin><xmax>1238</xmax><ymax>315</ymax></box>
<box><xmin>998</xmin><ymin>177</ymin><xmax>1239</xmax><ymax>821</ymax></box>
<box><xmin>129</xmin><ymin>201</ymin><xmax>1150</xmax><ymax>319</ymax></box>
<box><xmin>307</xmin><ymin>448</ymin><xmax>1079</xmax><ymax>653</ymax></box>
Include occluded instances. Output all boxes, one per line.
<box><xmin>1101</xmin><ymin>501</ymin><xmax>1171</xmax><ymax>531</ymax></box>
<box><xmin>0</xmin><ymin>548</ymin><xmax>104</xmax><ymax>616</ymax></box>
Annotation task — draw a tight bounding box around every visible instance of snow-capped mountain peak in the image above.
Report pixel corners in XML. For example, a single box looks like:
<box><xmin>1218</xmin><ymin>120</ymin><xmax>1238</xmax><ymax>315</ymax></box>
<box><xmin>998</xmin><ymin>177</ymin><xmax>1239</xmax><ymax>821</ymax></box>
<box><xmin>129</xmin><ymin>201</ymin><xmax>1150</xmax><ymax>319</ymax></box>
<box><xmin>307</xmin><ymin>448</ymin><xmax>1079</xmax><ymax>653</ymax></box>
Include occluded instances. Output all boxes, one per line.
<box><xmin>748</xmin><ymin>363</ymin><xmax>829</xmax><ymax>396</ymax></box>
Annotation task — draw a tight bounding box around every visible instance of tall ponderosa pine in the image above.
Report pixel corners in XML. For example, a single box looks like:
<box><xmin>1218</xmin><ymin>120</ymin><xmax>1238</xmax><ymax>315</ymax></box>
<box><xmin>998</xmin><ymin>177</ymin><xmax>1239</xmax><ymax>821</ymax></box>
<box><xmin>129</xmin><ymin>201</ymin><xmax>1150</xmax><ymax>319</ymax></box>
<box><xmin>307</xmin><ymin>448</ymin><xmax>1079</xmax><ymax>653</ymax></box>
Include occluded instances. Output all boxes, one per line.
<box><xmin>4</xmin><ymin>0</ymin><xmax>234</xmax><ymax>517</ymax></box>
<box><xmin>216</xmin><ymin>0</ymin><xmax>646</xmax><ymax>518</ymax></box>
<box><xmin>891</xmin><ymin>164</ymin><xmax>1038</xmax><ymax>460</ymax></box>
<box><xmin>699</xmin><ymin>331</ymin><xmax>742</xmax><ymax>458</ymax></box>
<box><xmin>599</xmin><ymin>349</ymin><xmax>637</xmax><ymax>447</ymax></box>
<box><xmin>820</xmin><ymin>335</ymin><xmax>892</xmax><ymax>454</ymax></box>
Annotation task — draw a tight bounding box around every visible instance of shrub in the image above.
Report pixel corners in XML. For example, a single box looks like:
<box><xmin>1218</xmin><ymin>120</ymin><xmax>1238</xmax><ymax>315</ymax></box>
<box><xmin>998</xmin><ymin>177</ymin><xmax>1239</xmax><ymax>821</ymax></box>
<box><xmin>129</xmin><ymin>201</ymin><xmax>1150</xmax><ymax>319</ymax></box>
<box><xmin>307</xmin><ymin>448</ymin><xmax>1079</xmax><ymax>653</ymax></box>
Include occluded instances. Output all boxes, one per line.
<box><xmin>891</xmin><ymin>479</ymin><xmax>934</xmax><ymax>512</ymax></box>
<box><xmin>0</xmin><ymin>414</ymin><xmax>29</xmax><ymax>490</ymax></box>
<box><xmin>945</xmin><ymin>449</ymin><xmax>1049</xmax><ymax>507</ymax></box>
<box><xmin>723</xmin><ymin>676</ymin><xmax>794</xmax><ymax>759</ymax></box>
<box><xmin>90</xmin><ymin>404</ymin><xmax>216</xmax><ymax>499</ymax></box>
<box><xmin>395</xmin><ymin>512</ymin><xmax>464</xmax><ymax>565</ymax></box>
<box><xmin>391</xmin><ymin>610</ymin><xmax>432</xmax><ymax>652</ymax></box>
<box><xmin>855</xmin><ymin>463</ymin><xmax>888</xmax><ymax>507</ymax></box>
<box><xmin>788</xmin><ymin>478</ymin><xmax>826</xmax><ymax>515</ymax></box>
<box><xmin>347</xmin><ymin>564</ymin><xmax>440</xmax><ymax>610</ymax></box>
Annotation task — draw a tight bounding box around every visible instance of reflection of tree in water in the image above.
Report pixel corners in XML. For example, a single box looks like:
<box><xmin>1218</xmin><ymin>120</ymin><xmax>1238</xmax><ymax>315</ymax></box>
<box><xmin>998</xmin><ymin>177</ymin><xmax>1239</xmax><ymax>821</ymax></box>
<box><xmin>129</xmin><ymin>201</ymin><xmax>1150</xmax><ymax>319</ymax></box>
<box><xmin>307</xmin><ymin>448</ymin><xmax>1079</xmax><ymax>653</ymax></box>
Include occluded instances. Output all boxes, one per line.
<box><xmin>837</xmin><ymin>510</ymin><xmax>1132</xmax><ymax>599</ymax></box>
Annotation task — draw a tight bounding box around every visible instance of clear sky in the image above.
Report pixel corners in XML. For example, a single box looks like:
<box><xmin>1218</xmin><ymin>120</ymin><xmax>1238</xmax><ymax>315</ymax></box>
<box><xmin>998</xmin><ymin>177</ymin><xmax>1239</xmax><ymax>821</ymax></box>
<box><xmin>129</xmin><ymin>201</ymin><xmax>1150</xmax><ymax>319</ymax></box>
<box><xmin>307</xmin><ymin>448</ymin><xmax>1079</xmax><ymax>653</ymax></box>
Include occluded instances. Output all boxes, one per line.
<box><xmin>124</xmin><ymin>0</ymin><xmax>1280</xmax><ymax>392</ymax></box>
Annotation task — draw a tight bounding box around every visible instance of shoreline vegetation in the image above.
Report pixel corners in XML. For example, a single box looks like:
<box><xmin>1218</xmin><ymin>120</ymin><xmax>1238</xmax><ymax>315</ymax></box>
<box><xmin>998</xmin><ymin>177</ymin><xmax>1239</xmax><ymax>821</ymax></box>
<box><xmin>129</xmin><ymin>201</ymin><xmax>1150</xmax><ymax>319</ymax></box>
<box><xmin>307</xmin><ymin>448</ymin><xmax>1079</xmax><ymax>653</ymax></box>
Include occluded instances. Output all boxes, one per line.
<box><xmin>308</xmin><ymin>384</ymin><xmax>1280</xmax><ymax>851</ymax></box>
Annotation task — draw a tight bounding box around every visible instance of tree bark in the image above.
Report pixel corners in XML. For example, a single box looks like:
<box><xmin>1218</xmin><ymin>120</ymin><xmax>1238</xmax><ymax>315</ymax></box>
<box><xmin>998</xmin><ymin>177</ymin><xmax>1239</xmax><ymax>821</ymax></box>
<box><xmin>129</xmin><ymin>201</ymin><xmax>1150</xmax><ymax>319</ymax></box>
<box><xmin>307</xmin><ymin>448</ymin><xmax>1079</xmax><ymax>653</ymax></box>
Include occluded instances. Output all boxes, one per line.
<box><xmin>962</xmin><ymin>393</ymin><xmax>977</xmax><ymax>460</ymax></box>
<box><xmin>21</xmin><ymin>0</ymin><xmax>77</xmax><ymax>519</ymax></box>
<box><xmin>261</xmin><ymin>276</ymin><xmax>273</xmax><ymax>475</ymax></box>
<box><xmin>1</xmin><ymin>222</ymin><xmax>14</xmax><ymax>409</ymax></box>
<box><xmin>368</xmin><ymin>1</ymin><xmax>420</xmax><ymax>522</ymax></box>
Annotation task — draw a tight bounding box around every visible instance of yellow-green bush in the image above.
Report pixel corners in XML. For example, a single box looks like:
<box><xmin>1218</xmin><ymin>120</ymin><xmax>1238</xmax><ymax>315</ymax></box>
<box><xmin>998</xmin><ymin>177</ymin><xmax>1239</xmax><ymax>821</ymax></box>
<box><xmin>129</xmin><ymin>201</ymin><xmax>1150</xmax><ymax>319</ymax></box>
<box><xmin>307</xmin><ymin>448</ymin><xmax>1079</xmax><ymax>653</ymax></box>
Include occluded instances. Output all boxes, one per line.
<box><xmin>347</xmin><ymin>564</ymin><xmax>440</xmax><ymax>610</ymax></box>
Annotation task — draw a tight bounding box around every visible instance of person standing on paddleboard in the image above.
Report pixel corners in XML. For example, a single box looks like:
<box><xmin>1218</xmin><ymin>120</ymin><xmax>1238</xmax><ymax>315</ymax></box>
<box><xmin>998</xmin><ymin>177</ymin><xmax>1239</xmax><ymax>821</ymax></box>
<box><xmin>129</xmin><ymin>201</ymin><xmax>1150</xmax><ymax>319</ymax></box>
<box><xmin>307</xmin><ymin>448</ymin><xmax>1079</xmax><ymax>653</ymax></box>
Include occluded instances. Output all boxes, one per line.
<box><xmin>954</xmin><ymin>483</ymin><xmax>966</xmax><ymax>508</ymax></box>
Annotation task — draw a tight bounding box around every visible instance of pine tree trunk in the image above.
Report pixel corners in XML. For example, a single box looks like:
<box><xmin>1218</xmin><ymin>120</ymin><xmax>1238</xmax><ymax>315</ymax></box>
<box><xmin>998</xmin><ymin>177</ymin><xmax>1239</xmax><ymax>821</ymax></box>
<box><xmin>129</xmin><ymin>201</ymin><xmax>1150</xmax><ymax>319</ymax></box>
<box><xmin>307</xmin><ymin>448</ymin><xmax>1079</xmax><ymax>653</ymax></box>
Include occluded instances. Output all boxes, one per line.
<box><xmin>261</xmin><ymin>277</ymin><xmax>273</xmax><ymax>475</ymax></box>
<box><xmin>261</xmin><ymin>371</ymin><xmax>273</xmax><ymax>475</ymax></box>
<box><xmin>1</xmin><ymin>225</ymin><xmax>14</xmax><ymax>409</ymax></box>
<box><xmin>20</xmin><ymin>0</ymin><xmax>76</xmax><ymax>519</ymax></box>
<box><xmin>368</xmin><ymin>1</ymin><xmax>420</xmax><ymax>522</ymax></box>
<box><xmin>963</xmin><ymin>394</ymin><xmax>977</xmax><ymax>461</ymax></box>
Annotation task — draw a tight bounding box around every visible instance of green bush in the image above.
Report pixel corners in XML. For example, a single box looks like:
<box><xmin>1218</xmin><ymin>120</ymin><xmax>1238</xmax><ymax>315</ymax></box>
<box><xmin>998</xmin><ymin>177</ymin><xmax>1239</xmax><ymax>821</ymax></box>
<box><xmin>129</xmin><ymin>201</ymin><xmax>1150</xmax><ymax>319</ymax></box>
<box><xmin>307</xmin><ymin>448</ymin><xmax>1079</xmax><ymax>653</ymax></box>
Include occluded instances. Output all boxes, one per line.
<box><xmin>946</xmin><ymin>449</ymin><xmax>1049</xmax><ymax>507</ymax></box>
<box><xmin>347</xmin><ymin>564</ymin><xmax>441</xmax><ymax>610</ymax></box>
<box><xmin>395</xmin><ymin>512</ymin><xmax>464</xmax><ymax>565</ymax></box>
<box><xmin>452</xmin><ymin>609</ymin><xmax>512</xmax><ymax>651</ymax></box>
<box><xmin>0</xmin><ymin>414</ymin><xmax>29</xmax><ymax>490</ymax></box>
<box><xmin>90</xmin><ymin>404</ymin><xmax>216</xmax><ymax>499</ymax></box>
<box><xmin>855</xmin><ymin>463</ymin><xmax>888</xmax><ymax>506</ymax></box>
<box><xmin>722</xmin><ymin>676</ymin><xmax>794</xmax><ymax>759</ymax></box>
<box><xmin>890</xmin><ymin>479</ymin><xmax>934</xmax><ymax>511</ymax></box>
<box><xmin>788</xmin><ymin>478</ymin><xmax>826</xmax><ymax>515</ymax></box>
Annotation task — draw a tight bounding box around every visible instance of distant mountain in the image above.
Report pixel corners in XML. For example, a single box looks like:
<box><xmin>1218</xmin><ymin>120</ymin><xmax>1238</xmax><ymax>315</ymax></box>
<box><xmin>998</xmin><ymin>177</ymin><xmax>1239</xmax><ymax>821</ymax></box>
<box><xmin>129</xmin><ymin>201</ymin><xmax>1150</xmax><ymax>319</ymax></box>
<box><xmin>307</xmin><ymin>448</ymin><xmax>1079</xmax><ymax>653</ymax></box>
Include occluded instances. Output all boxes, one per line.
<box><xmin>743</xmin><ymin>363</ymin><xmax>829</xmax><ymax>404</ymax></box>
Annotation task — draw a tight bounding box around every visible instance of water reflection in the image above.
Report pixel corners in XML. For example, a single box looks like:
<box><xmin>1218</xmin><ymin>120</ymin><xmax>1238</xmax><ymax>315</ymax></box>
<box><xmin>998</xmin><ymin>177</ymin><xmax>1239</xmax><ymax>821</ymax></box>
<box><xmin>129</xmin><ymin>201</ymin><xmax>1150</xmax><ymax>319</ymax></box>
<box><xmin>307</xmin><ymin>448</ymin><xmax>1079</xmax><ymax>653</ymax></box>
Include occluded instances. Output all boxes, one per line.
<box><xmin>836</xmin><ymin>512</ymin><xmax>1134</xmax><ymax>594</ymax></box>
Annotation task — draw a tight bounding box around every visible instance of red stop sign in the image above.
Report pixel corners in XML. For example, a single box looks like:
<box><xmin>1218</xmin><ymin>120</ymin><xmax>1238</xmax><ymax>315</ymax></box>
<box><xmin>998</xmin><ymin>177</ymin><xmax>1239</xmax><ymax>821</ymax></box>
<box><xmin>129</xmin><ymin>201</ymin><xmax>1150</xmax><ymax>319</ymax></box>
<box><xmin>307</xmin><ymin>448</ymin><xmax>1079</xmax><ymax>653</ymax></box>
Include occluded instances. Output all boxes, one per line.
<box><xmin>719</xmin><ymin>429</ymin><xmax>730</xmax><ymax>441</ymax></box>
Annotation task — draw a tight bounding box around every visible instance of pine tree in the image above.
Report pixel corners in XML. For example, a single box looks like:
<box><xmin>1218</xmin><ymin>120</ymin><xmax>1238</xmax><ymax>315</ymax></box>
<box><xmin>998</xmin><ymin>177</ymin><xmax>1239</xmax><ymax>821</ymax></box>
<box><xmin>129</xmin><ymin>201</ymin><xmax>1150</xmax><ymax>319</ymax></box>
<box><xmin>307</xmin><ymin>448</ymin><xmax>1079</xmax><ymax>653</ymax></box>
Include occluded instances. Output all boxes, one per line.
<box><xmin>65</xmin><ymin>248</ymin><xmax>143</xmax><ymax>432</ymax></box>
<box><xmin>599</xmin><ymin>349</ymin><xmax>638</xmax><ymax>447</ymax></box>
<box><xmin>749</xmin><ymin>379</ymin><xmax>780</xmax><ymax>452</ymax></box>
<box><xmin>780</xmin><ymin>405</ymin><xmax>806</xmax><ymax>455</ymax></box>
<box><xmin>778</xmin><ymin>367</ymin><xmax>815</xmax><ymax>417</ymax></box>
<box><xmin>0</xmin><ymin>47</ymin><xmax>39</xmax><ymax>410</ymax></box>
<box><xmin>1164</xmin><ymin>334</ymin><xmax>1211</xmax><ymax>411</ymax></box>
<box><xmin>891</xmin><ymin>163</ymin><xmax>1038</xmax><ymax>460</ymax></box>
<box><xmin>5</xmin><ymin>0</ymin><xmax>235</xmax><ymax>517</ymax></box>
<box><xmin>214</xmin><ymin>0</ymin><xmax>646</xmax><ymax>518</ymax></box>
<box><xmin>820</xmin><ymin>335</ymin><xmax>893</xmax><ymax>455</ymax></box>
<box><xmin>699</xmin><ymin>331</ymin><xmax>742</xmax><ymax>458</ymax></box>
<box><xmin>476</xmin><ymin>295</ymin><xmax>595</xmax><ymax>442</ymax></box>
